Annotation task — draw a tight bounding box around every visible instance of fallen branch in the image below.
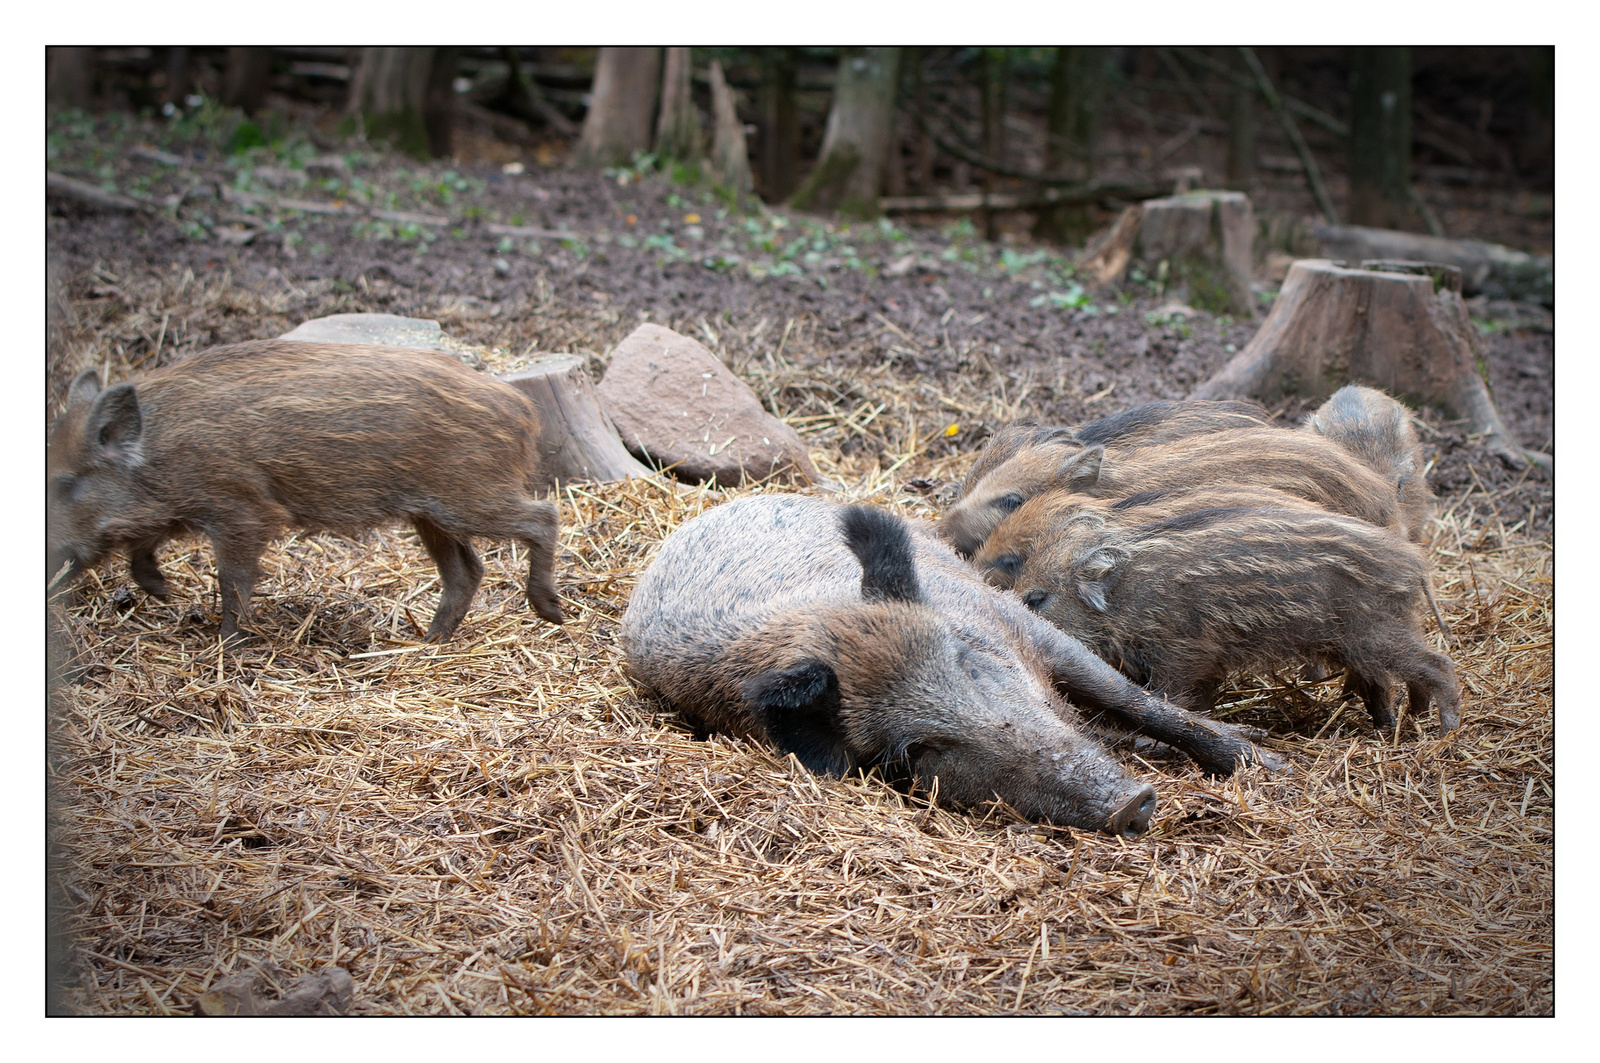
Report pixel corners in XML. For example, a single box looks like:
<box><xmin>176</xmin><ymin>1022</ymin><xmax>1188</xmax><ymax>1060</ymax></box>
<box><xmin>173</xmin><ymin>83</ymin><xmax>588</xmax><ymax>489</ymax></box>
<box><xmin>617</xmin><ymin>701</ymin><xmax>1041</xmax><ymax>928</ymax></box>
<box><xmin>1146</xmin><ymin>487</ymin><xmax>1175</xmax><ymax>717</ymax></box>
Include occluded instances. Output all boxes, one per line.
<box><xmin>880</xmin><ymin>181</ymin><xmax>1171</xmax><ymax>214</ymax></box>
<box><xmin>1238</xmin><ymin>47</ymin><xmax>1340</xmax><ymax>225</ymax></box>
<box><xmin>47</xmin><ymin>172</ymin><xmax>158</xmax><ymax>214</ymax></box>
<box><xmin>902</xmin><ymin>104</ymin><xmax>1101</xmax><ymax>187</ymax></box>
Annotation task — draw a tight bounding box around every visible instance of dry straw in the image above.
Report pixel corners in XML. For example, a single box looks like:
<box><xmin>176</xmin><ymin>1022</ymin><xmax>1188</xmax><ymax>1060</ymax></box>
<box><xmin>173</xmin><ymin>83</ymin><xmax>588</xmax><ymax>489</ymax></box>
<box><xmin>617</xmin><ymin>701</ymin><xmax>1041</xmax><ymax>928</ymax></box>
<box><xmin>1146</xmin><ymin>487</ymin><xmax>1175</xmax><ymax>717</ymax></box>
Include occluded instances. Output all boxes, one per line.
<box><xmin>47</xmin><ymin>269</ymin><xmax>1551</xmax><ymax>1015</ymax></box>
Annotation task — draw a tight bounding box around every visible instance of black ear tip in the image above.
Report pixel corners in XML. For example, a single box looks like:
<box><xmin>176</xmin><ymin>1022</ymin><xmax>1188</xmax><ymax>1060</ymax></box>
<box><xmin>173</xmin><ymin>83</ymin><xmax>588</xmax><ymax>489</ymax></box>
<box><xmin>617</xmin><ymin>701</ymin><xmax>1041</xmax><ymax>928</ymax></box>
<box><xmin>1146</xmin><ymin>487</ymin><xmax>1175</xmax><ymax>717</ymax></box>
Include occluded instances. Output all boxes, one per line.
<box><xmin>840</xmin><ymin>505</ymin><xmax>922</xmax><ymax>604</ymax></box>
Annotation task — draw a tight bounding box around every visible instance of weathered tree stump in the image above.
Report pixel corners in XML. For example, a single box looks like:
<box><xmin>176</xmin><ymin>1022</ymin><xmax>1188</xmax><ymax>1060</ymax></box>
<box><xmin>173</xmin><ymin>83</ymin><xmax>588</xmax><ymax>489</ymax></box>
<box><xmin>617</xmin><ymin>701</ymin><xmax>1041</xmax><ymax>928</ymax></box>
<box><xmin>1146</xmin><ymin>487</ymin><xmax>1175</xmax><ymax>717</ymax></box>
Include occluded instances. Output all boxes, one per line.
<box><xmin>1134</xmin><ymin>190</ymin><xmax>1255</xmax><ymax>316</ymax></box>
<box><xmin>499</xmin><ymin>355</ymin><xmax>658</xmax><ymax>485</ymax></box>
<box><xmin>1193</xmin><ymin>258</ymin><xmax>1551</xmax><ymax>472</ymax></box>
<box><xmin>708</xmin><ymin>60</ymin><xmax>754</xmax><ymax>197</ymax></box>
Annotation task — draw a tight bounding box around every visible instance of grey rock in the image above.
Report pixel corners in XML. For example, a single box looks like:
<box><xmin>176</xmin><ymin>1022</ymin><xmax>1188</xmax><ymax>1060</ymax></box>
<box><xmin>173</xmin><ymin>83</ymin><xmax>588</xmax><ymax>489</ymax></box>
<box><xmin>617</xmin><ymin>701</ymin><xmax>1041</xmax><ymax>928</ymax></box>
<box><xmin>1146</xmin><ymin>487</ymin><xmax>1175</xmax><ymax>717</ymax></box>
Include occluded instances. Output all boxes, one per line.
<box><xmin>597</xmin><ymin>324</ymin><xmax>821</xmax><ymax>488</ymax></box>
<box><xmin>280</xmin><ymin>313</ymin><xmax>449</xmax><ymax>352</ymax></box>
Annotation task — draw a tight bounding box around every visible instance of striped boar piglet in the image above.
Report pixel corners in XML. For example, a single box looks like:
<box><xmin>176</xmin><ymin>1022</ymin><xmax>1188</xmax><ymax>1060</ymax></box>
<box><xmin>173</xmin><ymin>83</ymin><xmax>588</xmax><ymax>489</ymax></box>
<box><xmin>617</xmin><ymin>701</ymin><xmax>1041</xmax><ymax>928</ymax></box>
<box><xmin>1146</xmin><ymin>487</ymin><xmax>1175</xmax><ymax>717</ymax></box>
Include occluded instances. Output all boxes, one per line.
<box><xmin>941</xmin><ymin>426</ymin><xmax>1404</xmax><ymax>558</ymax></box>
<box><xmin>622</xmin><ymin>496</ymin><xmax>1284</xmax><ymax>834</ymax></box>
<box><xmin>1011</xmin><ymin>505</ymin><xmax>1461</xmax><ymax>735</ymax></box>
<box><xmin>47</xmin><ymin>340</ymin><xmax>564</xmax><ymax>642</ymax></box>
<box><xmin>974</xmin><ymin>484</ymin><xmax>1327</xmax><ymax>589</ymax></box>
<box><xmin>1302</xmin><ymin>385</ymin><xmax>1432</xmax><ymax>541</ymax></box>
<box><xmin>956</xmin><ymin>399</ymin><xmax>1270</xmax><ymax>501</ymax></box>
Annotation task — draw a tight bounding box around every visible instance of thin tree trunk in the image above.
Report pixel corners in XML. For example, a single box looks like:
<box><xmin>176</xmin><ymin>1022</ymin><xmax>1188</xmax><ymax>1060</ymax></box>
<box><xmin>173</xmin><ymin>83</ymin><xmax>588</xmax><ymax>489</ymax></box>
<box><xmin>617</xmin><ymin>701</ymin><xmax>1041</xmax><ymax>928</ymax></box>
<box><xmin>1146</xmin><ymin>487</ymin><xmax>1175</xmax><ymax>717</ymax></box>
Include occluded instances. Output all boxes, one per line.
<box><xmin>46</xmin><ymin>47</ymin><xmax>95</xmax><ymax>110</ymax></box>
<box><xmin>909</xmin><ymin>48</ymin><xmax>933</xmax><ymax>192</ymax></box>
<box><xmin>222</xmin><ymin>47</ymin><xmax>273</xmax><ymax>114</ymax></box>
<box><xmin>790</xmin><ymin>47</ymin><xmax>901</xmax><ymax>218</ymax></box>
<box><xmin>573</xmin><ymin>48</ymin><xmax>662</xmax><ymax>169</ymax></box>
<box><xmin>655</xmin><ymin>47</ymin><xmax>703</xmax><ymax>166</ymax></box>
<box><xmin>1033</xmin><ymin>47</ymin><xmax>1103</xmax><ymax>243</ymax></box>
<box><xmin>980</xmin><ymin>48</ymin><xmax>1009</xmax><ymax>241</ymax></box>
<box><xmin>349</xmin><ymin>48</ymin><xmax>442</xmax><ymax>160</ymax></box>
<box><xmin>1225</xmin><ymin>59</ymin><xmax>1256</xmax><ymax>189</ymax></box>
<box><xmin>709</xmin><ymin>60</ymin><xmax>753</xmax><ymax>196</ymax></box>
<box><xmin>423</xmin><ymin>48</ymin><xmax>459</xmax><ymax>159</ymax></box>
<box><xmin>162</xmin><ymin>47</ymin><xmax>191</xmax><ymax>107</ymax></box>
<box><xmin>1348</xmin><ymin>46</ymin><xmax>1414</xmax><ymax>229</ymax></box>
<box><xmin>758</xmin><ymin>48</ymin><xmax>799</xmax><ymax>202</ymax></box>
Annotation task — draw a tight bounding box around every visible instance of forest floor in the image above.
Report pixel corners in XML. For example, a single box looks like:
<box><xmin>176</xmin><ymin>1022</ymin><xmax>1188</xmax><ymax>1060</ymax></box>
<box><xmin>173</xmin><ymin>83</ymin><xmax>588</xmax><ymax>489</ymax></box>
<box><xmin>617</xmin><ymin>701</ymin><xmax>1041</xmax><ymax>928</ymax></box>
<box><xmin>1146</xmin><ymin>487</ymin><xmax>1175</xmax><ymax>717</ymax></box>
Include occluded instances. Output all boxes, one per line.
<box><xmin>46</xmin><ymin>105</ymin><xmax>1553</xmax><ymax>1015</ymax></box>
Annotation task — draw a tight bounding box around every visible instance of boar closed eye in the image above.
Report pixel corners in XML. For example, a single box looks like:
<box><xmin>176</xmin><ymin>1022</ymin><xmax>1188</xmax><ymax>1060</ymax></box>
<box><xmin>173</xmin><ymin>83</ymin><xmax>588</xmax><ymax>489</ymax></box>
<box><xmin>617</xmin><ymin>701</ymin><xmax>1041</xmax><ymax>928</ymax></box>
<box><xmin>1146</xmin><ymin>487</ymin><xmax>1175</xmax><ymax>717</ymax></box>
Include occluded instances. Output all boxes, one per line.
<box><xmin>997</xmin><ymin>493</ymin><xmax>1025</xmax><ymax>514</ymax></box>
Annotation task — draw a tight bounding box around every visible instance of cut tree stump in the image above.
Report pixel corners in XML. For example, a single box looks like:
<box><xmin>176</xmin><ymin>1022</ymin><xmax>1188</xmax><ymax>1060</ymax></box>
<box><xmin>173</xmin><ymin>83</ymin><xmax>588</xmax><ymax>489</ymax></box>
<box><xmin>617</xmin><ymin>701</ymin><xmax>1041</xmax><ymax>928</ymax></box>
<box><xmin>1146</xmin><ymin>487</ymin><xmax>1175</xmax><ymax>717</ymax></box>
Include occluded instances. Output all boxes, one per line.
<box><xmin>1193</xmin><ymin>258</ymin><xmax>1551</xmax><ymax>473</ymax></box>
<box><xmin>1134</xmin><ymin>190</ymin><xmax>1255</xmax><ymax>317</ymax></box>
<box><xmin>498</xmin><ymin>355</ymin><xmax>659</xmax><ymax>485</ymax></box>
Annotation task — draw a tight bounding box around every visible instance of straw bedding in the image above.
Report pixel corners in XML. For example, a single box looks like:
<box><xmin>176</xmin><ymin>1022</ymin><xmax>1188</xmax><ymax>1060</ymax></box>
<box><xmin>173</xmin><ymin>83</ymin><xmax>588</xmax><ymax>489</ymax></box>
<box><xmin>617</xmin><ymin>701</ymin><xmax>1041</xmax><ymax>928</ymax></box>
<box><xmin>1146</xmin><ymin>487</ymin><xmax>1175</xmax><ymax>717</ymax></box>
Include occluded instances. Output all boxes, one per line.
<box><xmin>47</xmin><ymin>291</ymin><xmax>1552</xmax><ymax>1016</ymax></box>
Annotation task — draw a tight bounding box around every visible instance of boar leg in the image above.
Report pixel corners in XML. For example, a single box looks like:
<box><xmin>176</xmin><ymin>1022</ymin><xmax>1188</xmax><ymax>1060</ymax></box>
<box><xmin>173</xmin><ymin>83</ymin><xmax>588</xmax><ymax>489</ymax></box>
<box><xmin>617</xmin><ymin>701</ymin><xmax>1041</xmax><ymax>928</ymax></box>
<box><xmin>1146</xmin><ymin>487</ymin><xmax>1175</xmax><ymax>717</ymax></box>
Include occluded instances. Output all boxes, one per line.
<box><xmin>128</xmin><ymin>538</ymin><xmax>170</xmax><ymax>600</ymax></box>
<box><xmin>1405</xmin><ymin>649</ymin><xmax>1461</xmax><ymax>736</ymax></box>
<box><xmin>1342</xmin><ymin>670</ymin><xmax>1398</xmax><ymax>731</ymax></box>
<box><xmin>517</xmin><ymin>499</ymin><xmax>563</xmax><ymax>625</ymax></box>
<box><xmin>212</xmin><ymin>529</ymin><xmax>272</xmax><ymax>643</ymax></box>
<box><xmin>414</xmin><ymin>518</ymin><xmax>485</xmax><ymax>642</ymax></box>
<box><xmin>1027</xmin><ymin>621</ymin><xmax>1285</xmax><ymax>775</ymax></box>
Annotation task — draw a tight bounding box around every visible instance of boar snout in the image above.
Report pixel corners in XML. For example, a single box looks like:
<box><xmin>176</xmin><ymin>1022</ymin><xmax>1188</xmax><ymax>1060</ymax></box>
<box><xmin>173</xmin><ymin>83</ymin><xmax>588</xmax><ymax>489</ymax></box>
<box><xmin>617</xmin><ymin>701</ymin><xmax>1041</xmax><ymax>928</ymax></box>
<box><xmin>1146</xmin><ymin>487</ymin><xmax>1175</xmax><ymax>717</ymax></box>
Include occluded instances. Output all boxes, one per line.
<box><xmin>1107</xmin><ymin>783</ymin><xmax>1158</xmax><ymax>836</ymax></box>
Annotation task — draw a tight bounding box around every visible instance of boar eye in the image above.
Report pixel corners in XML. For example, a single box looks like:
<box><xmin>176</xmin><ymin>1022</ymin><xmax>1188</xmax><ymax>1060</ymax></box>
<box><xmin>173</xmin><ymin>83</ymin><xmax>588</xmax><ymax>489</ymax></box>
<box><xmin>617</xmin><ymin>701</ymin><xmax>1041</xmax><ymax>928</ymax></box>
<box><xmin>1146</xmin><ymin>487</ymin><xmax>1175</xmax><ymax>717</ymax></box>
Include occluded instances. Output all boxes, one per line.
<box><xmin>997</xmin><ymin>493</ymin><xmax>1025</xmax><ymax>514</ymax></box>
<box><xmin>49</xmin><ymin>475</ymin><xmax>76</xmax><ymax>500</ymax></box>
<box><xmin>1021</xmin><ymin>589</ymin><xmax>1050</xmax><ymax>612</ymax></box>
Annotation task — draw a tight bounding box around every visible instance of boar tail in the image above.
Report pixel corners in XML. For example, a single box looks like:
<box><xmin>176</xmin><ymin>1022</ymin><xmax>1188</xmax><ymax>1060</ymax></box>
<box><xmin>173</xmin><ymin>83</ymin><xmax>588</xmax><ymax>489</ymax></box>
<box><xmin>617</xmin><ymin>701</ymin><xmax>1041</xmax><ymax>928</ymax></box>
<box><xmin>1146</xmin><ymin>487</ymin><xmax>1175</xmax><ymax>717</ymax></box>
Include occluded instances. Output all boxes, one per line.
<box><xmin>840</xmin><ymin>505</ymin><xmax>922</xmax><ymax>604</ymax></box>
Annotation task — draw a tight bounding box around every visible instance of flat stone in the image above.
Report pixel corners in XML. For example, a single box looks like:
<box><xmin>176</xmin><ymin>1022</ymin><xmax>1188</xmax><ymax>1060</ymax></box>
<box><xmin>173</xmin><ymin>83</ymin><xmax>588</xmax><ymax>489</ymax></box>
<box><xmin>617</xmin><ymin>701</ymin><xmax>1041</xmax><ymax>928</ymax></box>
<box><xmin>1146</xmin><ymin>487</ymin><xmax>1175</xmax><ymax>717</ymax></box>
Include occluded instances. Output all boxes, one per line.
<box><xmin>597</xmin><ymin>323</ymin><xmax>821</xmax><ymax>488</ymax></box>
<box><xmin>280</xmin><ymin>313</ymin><xmax>449</xmax><ymax>351</ymax></box>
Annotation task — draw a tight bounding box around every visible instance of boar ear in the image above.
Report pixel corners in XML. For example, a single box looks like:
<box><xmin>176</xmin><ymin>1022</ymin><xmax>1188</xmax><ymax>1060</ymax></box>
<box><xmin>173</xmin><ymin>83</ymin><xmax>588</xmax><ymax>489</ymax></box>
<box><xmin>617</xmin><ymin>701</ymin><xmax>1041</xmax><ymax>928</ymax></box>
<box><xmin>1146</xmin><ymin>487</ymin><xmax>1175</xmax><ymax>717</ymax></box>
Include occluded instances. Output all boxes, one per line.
<box><xmin>1057</xmin><ymin>445</ymin><xmax>1104</xmax><ymax>491</ymax></box>
<box><xmin>86</xmin><ymin>382</ymin><xmax>144</xmax><ymax>467</ymax></box>
<box><xmin>840</xmin><ymin>505</ymin><xmax>922</xmax><ymax>603</ymax></box>
<box><xmin>744</xmin><ymin>661</ymin><xmax>851</xmax><ymax>776</ymax></box>
<box><xmin>1075</xmin><ymin>545</ymin><xmax>1127</xmax><ymax>613</ymax></box>
<box><xmin>66</xmin><ymin>370</ymin><xmax>102</xmax><ymax>408</ymax></box>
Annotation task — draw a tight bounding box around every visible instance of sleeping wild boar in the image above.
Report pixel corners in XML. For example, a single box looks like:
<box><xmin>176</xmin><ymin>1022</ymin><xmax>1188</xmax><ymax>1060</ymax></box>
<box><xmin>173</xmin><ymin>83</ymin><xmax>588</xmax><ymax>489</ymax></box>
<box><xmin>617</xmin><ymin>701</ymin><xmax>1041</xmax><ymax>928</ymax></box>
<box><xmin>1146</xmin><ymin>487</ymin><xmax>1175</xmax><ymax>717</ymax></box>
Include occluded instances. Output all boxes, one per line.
<box><xmin>622</xmin><ymin>496</ymin><xmax>1284</xmax><ymax>834</ymax></box>
<box><xmin>47</xmin><ymin>340</ymin><xmax>564</xmax><ymax>642</ymax></box>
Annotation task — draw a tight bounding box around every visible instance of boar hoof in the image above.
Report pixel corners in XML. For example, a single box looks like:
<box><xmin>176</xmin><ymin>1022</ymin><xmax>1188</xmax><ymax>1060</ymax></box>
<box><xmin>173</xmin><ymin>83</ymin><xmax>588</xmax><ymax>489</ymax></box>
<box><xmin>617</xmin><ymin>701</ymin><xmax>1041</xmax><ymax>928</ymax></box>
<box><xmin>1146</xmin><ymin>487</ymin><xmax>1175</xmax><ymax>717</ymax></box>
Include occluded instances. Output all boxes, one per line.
<box><xmin>531</xmin><ymin>593</ymin><xmax>564</xmax><ymax>625</ymax></box>
<box><xmin>1106</xmin><ymin>784</ymin><xmax>1158</xmax><ymax>836</ymax></box>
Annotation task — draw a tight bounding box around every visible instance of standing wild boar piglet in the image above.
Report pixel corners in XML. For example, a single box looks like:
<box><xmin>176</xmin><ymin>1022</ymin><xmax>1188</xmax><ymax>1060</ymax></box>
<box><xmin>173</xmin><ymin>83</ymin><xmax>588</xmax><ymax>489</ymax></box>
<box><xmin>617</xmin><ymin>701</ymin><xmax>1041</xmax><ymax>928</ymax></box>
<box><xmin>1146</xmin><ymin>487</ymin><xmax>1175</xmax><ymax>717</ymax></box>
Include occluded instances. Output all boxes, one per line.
<box><xmin>1302</xmin><ymin>384</ymin><xmax>1432</xmax><ymax>541</ymax></box>
<box><xmin>1011</xmin><ymin>505</ymin><xmax>1461</xmax><ymax>735</ymax></box>
<box><xmin>47</xmin><ymin>340</ymin><xmax>564</xmax><ymax>642</ymax></box>
<box><xmin>623</xmin><ymin>496</ymin><xmax>1284</xmax><ymax>835</ymax></box>
<box><xmin>955</xmin><ymin>399</ymin><xmax>1270</xmax><ymax>501</ymax></box>
<box><xmin>974</xmin><ymin>484</ymin><xmax>1327</xmax><ymax>589</ymax></box>
<box><xmin>942</xmin><ymin>425</ymin><xmax>1404</xmax><ymax>558</ymax></box>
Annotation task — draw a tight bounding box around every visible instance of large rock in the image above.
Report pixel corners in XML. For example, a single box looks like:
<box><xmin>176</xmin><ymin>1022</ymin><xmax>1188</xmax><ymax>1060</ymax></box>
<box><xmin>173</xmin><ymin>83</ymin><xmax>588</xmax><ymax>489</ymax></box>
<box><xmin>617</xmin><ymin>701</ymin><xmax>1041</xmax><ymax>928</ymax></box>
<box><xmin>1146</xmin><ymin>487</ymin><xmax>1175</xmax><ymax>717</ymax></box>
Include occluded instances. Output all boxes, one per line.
<box><xmin>597</xmin><ymin>324</ymin><xmax>821</xmax><ymax>488</ymax></box>
<box><xmin>280</xmin><ymin>313</ymin><xmax>450</xmax><ymax>351</ymax></box>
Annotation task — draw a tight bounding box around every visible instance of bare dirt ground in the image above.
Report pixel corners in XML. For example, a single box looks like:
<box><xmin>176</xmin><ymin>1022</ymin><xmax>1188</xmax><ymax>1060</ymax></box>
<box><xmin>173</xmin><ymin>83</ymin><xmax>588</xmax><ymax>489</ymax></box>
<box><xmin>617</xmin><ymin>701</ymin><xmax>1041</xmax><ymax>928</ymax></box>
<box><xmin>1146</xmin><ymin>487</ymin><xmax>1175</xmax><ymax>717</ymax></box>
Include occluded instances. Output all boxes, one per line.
<box><xmin>46</xmin><ymin>107</ymin><xmax>1553</xmax><ymax>1015</ymax></box>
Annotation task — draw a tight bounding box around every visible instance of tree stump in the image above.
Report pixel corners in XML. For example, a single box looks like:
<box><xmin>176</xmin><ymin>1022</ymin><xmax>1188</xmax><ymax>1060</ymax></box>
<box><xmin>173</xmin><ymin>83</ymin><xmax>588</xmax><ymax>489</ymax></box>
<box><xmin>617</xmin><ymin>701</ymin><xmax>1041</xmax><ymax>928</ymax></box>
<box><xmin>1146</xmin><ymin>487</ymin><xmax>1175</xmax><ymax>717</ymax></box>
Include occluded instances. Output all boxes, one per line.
<box><xmin>708</xmin><ymin>60</ymin><xmax>754</xmax><ymax>197</ymax></box>
<box><xmin>1134</xmin><ymin>190</ymin><xmax>1255</xmax><ymax>317</ymax></box>
<box><xmin>1193</xmin><ymin>258</ymin><xmax>1551</xmax><ymax>472</ymax></box>
<box><xmin>499</xmin><ymin>355</ymin><xmax>659</xmax><ymax>485</ymax></box>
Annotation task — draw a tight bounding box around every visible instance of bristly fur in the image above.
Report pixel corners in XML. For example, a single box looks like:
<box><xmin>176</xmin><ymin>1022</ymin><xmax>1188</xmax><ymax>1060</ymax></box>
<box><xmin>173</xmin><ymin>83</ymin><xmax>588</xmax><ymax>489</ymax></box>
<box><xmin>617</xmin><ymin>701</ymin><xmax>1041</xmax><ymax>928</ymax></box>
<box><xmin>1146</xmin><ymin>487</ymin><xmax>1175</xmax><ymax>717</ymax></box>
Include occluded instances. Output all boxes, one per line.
<box><xmin>840</xmin><ymin>505</ymin><xmax>922</xmax><ymax>603</ymax></box>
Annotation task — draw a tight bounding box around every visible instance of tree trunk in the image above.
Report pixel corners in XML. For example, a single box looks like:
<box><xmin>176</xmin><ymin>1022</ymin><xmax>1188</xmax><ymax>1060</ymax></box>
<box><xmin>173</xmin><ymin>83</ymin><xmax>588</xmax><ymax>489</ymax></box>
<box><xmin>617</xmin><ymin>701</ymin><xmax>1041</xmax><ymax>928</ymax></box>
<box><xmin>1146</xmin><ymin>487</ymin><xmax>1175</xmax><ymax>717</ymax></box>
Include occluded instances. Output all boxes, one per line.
<box><xmin>655</xmin><ymin>47</ymin><xmax>703</xmax><ymax>167</ymax></box>
<box><xmin>1226</xmin><ymin>78</ymin><xmax>1256</xmax><ymax>189</ymax></box>
<box><xmin>790</xmin><ymin>47</ymin><xmax>901</xmax><ymax>218</ymax></box>
<box><xmin>979</xmin><ymin>48</ymin><xmax>1009</xmax><ymax>241</ymax></box>
<box><xmin>349</xmin><ymin>48</ymin><xmax>449</xmax><ymax>159</ymax></box>
<box><xmin>708</xmin><ymin>61</ymin><xmax>754</xmax><ymax>196</ymax></box>
<box><xmin>1348</xmin><ymin>47</ymin><xmax>1414</xmax><ymax>229</ymax></box>
<box><xmin>908</xmin><ymin>48</ymin><xmax>934</xmax><ymax>192</ymax></box>
<box><xmin>1033</xmin><ymin>47</ymin><xmax>1105</xmax><ymax>244</ymax></box>
<box><xmin>498</xmin><ymin>356</ymin><xmax>659</xmax><ymax>484</ymax></box>
<box><xmin>1314</xmin><ymin>223</ymin><xmax>1553</xmax><ymax>304</ymax></box>
<box><xmin>1136</xmin><ymin>191</ymin><xmax>1255</xmax><ymax>316</ymax></box>
<box><xmin>46</xmin><ymin>48</ymin><xmax>96</xmax><ymax>110</ymax></box>
<box><xmin>423</xmin><ymin>48</ymin><xmax>459</xmax><ymax>158</ymax></box>
<box><xmin>1192</xmin><ymin>259</ymin><xmax>1550</xmax><ymax>472</ymax></box>
<box><xmin>162</xmin><ymin>47</ymin><xmax>191</xmax><ymax>107</ymax></box>
<box><xmin>222</xmin><ymin>48</ymin><xmax>274</xmax><ymax>114</ymax></box>
<box><xmin>573</xmin><ymin>47</ymin><xmax>662</xmax><ymax>169</ymax></box>
<box><xmin>758</xmin><ymin>47</ymin><xmax>799</xmax><ymax>202</ymax></box>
